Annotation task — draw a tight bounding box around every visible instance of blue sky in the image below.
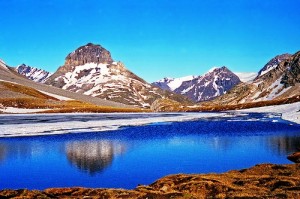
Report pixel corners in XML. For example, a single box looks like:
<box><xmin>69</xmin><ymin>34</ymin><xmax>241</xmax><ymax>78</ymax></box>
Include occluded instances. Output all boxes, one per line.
<box><xmin>0</xmin><ymin>0</ymin><xmax>300</xmax><ymax>82</ymax></box>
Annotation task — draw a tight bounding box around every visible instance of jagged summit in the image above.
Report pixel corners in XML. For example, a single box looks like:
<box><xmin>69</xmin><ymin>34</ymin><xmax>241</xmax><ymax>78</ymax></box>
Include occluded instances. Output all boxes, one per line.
<box><xmin>65</xmin><ymin>43</ymin><xmax>113</xmax><ymax>68</ymax></box>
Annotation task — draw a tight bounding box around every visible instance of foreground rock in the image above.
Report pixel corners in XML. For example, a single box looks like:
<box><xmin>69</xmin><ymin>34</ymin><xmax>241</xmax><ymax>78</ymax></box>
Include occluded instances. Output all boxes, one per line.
<box><xmin>1</xmin><ymin>164</ymin><xmax>300</xmax><ymax>198</ymax></box>
<box><xmin>288</xmin><ymin>152</ymin><xmax>300</xmax><ymax>163</ymax></box>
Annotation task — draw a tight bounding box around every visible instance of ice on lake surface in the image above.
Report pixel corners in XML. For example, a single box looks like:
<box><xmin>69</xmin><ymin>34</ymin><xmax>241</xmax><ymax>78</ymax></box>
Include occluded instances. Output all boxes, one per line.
<box><xmin>0</xmin><ymin>112</ymin><xmax>300</xmax><ymax>189</ymax></box>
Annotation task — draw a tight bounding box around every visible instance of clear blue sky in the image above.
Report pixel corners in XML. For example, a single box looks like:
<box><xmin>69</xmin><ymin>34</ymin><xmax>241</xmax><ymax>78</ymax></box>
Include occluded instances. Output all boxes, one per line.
<box><xmin>1</xmin><ymin>0</ymin><xmax>300</xmax><ymax>82</ymax></box>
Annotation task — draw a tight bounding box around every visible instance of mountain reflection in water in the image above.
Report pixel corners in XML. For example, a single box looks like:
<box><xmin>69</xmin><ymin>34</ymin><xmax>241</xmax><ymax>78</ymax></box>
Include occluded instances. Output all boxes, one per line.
<box><xmin>65</xmin><ymin>140</ymin><xmax>126</xmax><ymax>175</ymax></box>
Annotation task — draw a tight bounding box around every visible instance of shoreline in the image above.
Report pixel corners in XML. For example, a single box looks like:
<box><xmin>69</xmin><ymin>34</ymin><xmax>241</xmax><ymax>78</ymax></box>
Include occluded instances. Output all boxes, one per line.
<box><xmin>238</xmin><ymin>101</ymin><xmax>300</xmax><ymax>124</ymax></box>
<box><xmin>0</xmin><ymin>112</ymin><xmax>226</xmax><ymax>137</ymax></box>
<box><xmin>0</xmin><ymin>110</ymin><xmax>298</xmax><ymax>138</ymax></box>
<box><xmin>1</xmin><ymin>163</ymin><xmax>299</xmax><ymax>198</ymax></box>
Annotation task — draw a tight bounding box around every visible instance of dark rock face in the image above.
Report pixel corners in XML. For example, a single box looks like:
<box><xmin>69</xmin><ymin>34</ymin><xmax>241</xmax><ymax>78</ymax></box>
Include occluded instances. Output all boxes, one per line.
<box><xmin>287</xmin><ymin>152</ymin><xmax>300</xmax><ymax>163</ymax></box>
<box><xmin>281</xmin><ymin>51</ymin><xmax>300</xmax><ymax>87</ymax></box>
<box><xmin>175</xmin><ymin>66</ymin><xmax>241</xmax><ymax>102</ymax></box>
<box><xmin>65</xmin><ymin>43</ymin><xmax>113</xmax><ymax>67</ymax></box>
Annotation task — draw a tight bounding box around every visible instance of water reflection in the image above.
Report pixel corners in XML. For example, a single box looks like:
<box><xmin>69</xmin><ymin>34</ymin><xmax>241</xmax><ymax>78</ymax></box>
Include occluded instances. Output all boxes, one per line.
<box><xmin>0</xmin><ymin>143</ymin><xmax>6</xmax><ymax>162</ymax></box>
<box><xmin>267</xmin><ymin>136</ymin><xmax>300</xmax><ymax>155</ymax></box>
<box><xmin>65</xmin><ymin>140</ymin><xmax>126</xmax><ymax>175</ymax></box>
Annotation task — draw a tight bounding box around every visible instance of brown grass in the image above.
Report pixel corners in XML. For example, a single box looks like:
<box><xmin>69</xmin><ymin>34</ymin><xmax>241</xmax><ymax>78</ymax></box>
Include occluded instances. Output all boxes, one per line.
<box><xmin>0</xmin><ymin>81</ymin><xmax>149</xmax><ymax>113</ymax></box>
<box><xmin>185</xmin><ymin>95</ymin><xmax>300</xmax><ymax>112</ymax></box>
<box><xmin>0</xmin><ymin>97</ymin><xmax>148</xmax><ymax>113</ymax></box>
<box><xmin>0</xmin><ymin>81</ymin><xmax>58</xmax><ymax>100</ymax></box>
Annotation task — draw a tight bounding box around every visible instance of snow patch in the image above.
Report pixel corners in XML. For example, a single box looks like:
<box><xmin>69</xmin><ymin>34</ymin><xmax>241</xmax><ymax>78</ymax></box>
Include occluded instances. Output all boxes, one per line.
<box><xmin>238</xmin><ymin>102</ymin><xmax>300</xmax><ymax>124</ymax></box>
<box><xmin>0</xmin><ymin>107</ymin><xmax>50</xmax><ymax>114</ymax></box>
<box><xmin>38</xmin><ymin>90</ymin><xmax>73</xmax><ymax>101</ymax></box>
<box><xmin>259</xmin><ymin>65</ymin><xmax>277</xmax><ymax>76</ymax></box>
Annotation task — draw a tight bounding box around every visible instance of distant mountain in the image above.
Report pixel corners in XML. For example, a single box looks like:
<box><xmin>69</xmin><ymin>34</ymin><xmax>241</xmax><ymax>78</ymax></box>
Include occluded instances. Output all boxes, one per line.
<box><xmin>15</xmin><ymin>64</ymin><xmax>52</xmax><ymax>83</ymax></box>
<box><xmin>234</xmin><ymin>72</ymin><xmax>257</xmax><ymax>82</ymax></box>
<box><xmin>152</xmin><ymin>75</ymin><xmax>197</xmax><ymax>92</ymax></box>
<box><xmin>46</xmin><ymin>43</ymin><xmax>190</xmax><ymax>107</ymax></box>
<box><xmin>212</xmin><ymin>52</ymin><xmax>300</xmax><ymax>105</ymax></box>
<box><xmin>176</xmin><ymin>67</ymin><xmax>241</xmax><ymax>102</ymax></box>
<box><xmin>153</xmin><ymin>67</ymin><xmax>241</xmax><ymax>102</ymax></box>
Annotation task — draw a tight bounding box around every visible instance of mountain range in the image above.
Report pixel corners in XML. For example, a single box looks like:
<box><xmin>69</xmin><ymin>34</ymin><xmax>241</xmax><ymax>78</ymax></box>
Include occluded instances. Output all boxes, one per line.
<box><xmin>1</xmin><ymin>43</ymin><xmax>299</xmax><ymax>112</ymax></box>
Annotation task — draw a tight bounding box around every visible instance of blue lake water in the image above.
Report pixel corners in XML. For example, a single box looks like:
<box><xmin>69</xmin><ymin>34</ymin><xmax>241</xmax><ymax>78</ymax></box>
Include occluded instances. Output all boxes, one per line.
<box><xmin>0</xmin><ymin>112</ymin><xmax>300</xmax><ymax>190</ymax></box>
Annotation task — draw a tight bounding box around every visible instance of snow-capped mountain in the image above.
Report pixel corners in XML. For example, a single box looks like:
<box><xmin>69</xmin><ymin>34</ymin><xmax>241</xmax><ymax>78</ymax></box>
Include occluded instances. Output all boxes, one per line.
<box><xmin>175</xmin><ymin>66</ymin><xmax>241</xmax><ymax>102</ymax></box>
<box><xmin>46</xmin><ymin>43</ymin><xmax>189</xmax><ymax>107</ymax></box>
<box><xmin>213</xmin><ymin>52</ymin><xmax>300</xmax><ymax>105</ymax></box>
<box><xmin>152</xmin><ymin>75</ymin><xmax>197</xmax><ymax>91</ymax></box>
<box><xmin>153</xmin><ymin>67</ymin><xmax>241</xmax><ymax>102</ymax></box>
<box><xmin>15</xmin><ymin>64</ymin><xmax>52</xmax><ymax>83</ymax></box>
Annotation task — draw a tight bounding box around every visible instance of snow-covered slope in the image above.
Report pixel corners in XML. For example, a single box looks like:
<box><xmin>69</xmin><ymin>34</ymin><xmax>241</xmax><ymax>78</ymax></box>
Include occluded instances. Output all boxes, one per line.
<box><xmin>15</xmin><ymin>64</ymin><xmax>52</xmax><ymax>83</ymax></box>
<box><xmin>46</xmin><ymin>43</ymin><xmax>188</xmax><ymax>108</ymax></box>
<box><xmin>234</xmin><ymin>72</ymin><xmax>257</xmax><ymax>82</ymax></box>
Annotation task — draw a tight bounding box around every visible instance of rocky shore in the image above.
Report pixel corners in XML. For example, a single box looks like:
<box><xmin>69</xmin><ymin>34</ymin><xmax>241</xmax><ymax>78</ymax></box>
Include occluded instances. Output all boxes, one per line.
<box><xmin>1</xmin><ymin>163</ymin><xmax>300</xmax><ymax>198</ymax></box>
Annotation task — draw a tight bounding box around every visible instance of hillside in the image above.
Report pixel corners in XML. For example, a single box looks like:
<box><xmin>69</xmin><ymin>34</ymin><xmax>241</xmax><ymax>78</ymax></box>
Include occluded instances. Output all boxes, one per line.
<box><xmin>0</xmin><ymin>58</ymin><xmax>144</xmax><ymax>113</ymax></box>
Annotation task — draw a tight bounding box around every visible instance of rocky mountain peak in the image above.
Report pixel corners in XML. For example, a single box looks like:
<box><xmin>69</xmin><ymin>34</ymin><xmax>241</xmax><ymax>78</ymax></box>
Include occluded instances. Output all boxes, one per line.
<box><xmin>207</xmin><ymin>66</ymin><xmax>231</xmax><ymax>74</ymax></box>
<box><xmin>65</xmin><ymin>43</ymin><xmax>113</xmax><ymax>69</ymax></box>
